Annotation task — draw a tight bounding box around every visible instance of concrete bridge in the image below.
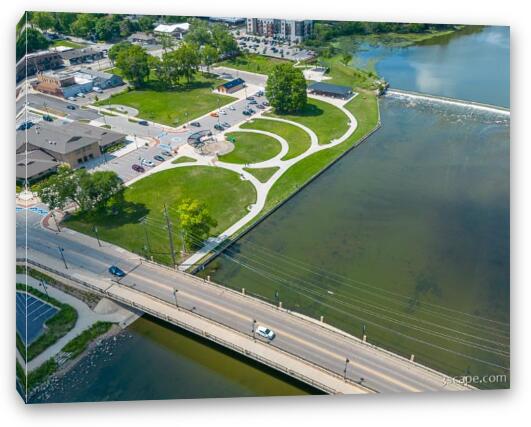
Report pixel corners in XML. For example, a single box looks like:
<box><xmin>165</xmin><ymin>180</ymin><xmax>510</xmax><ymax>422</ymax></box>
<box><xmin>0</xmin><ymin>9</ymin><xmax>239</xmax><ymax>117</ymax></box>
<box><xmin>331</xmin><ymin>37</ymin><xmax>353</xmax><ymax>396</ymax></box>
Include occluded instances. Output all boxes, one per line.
<box><xmin>386</xmin><ymin>88</ymin><xmax>510</xmax><ymax>116</ymax></box>
<box><xmin>16</xmin><ymin>209</ymin><xmax>473</xmax><ymax>395</ymax></box>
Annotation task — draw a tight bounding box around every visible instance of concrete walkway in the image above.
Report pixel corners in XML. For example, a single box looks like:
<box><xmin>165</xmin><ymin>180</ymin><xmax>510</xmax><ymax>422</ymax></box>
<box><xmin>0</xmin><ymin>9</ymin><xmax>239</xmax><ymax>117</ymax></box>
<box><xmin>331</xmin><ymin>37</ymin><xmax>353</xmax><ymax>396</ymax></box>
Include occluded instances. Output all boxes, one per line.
<box><xmin>177</xmin><ymin>95</ymin><xmax>358</xmax><ymax>270</ymax></box>
<box><xmin>17</xmin><ymin>274</ymin><xmax>139</xmax><ymax>372</ymax></box>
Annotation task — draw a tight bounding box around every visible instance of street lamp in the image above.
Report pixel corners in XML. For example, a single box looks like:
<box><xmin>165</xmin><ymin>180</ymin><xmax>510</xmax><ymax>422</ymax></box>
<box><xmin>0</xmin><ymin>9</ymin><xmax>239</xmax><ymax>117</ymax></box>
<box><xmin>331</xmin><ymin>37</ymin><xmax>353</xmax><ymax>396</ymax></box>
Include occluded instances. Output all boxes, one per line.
<box><xmin>344</xmin><ymin>357</ymin><xmax>350</xmax><ymax>380</ymax></box>
<box><xmin>173</xmin><ymin>289</ymin><xmax>179</xmax><ymax>308</ymax></box>
<box><xmin>252</xmin><ymin>319</ymin><xmax>257</xmax><ymax>340</ymax></box>
<box><xmin>58</xmin><ymin>246</ymin><xmax>68</xmax><ymax>269</ymax></box>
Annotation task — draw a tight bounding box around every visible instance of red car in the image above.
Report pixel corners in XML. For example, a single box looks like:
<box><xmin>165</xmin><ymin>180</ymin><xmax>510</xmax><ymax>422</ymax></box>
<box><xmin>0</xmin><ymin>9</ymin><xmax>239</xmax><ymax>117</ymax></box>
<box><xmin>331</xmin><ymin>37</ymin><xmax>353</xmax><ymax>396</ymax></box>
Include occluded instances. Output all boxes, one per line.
<box><xmin>132</xmin><ymin>164</ymin><xmax>145</xmax><ymax>173</ymax></box>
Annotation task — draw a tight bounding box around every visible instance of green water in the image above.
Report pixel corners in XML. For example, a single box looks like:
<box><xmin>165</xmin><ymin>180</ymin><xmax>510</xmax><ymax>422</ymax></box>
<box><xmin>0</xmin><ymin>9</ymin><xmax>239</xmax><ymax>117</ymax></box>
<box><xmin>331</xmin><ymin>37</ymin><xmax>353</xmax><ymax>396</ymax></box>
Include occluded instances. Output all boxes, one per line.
<box><xmin>31</xmin><ymin>316</ymin><xmax>317</xmax><ymax>403</ymax></box>
<box><xmin>202</xmin><ymin>97</ymin><xmax>510</xmax><ymax>385</ymax></box>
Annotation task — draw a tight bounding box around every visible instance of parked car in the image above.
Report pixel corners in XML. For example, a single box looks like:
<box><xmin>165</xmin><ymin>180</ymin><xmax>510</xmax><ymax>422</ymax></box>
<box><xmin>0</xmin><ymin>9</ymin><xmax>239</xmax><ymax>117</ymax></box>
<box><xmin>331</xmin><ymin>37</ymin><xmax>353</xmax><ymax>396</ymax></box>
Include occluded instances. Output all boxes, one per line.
<box><xmin>42</xmin><ymin>114</ymin><xmax>53</xmax><ymax>122</ymax></box>
<box><xmin>246</xmin><ymin>96</ymin><xmax>254</xmax><ymax>101</ymax></box>
<box><xmin>262</xmin><ymin>101</ymin><xmax>270</xmax><ymax>106</ymax></box>
<box><xmin>67</xmin><ymin>96</ymin><xmax>76</xmax><ymax>101</ymax></box>
<box><xmin>161</xmin><ymin>150</ymin><xmax>172</xmax><ymax>157</ymax></box>
<box><xmin>17</xmin><ymin>121</ymin><xmax>34</xmax><ymax>131</ymax></box>
<box><xmin>219</xmin><ymin>109</ymin><xmax>227</xmax><ymax>115</ymax></box>
<box><xmin>249</xmin><ymin>100</ymin><xmax>257</xmax><ymax>105</ymax></box>
<box><xmin>76</xmin><ymin>92</ymin><xmax>85</xmax><ymax>98</ymax></box>
<box><xmin>141</xmin><ymin>158</ymin><xmax>155</xmax><ymax>167</ymax></box>
<box><xmin>242</xmin><ymin>110</ymin><xmax>252</xmax><ymax>116</ymax></box>
<box><xmin>138</xmin><ymin>120</ymin><xmax>149</xmax><ymax>126</ymax></box>
<box><xmin>210</xmin><ymin>112</ymin><xmax>219</xmax><ymax>118</ymax></box>
<box><xmin>214</xmin><ymin>123</ymin><xmax>224</xmax><ymax>131</ymax></box>
<box><xmin>153</xmin><ymin>155</ymin><xmax>165</xmax><ymax>162</ymax></box>
<box><xmin>256</xmin><ymin>326</ymin><xmax>275</xmax><ymax>340</ymax></box>
<box><xmin>108</xmin><ymin>265</ymin><xmax>126</xmax><ymax>278</ymax></box>
<box><xmin>190</xmin><ymin>121</ymin><xmax>201</xmax><ymax>127</ymax></box>
<box><xmin>66</xmin><ymin>104</ymin><xmax>76</xmax><ymax>110</ymax></box>
<box><xmin>132</xmin><ymin>164</ymin><xmax>145</xmax><ymax>172</ymax></box>
<box><xmin>256</xmin><ymin>91</ymin><xmax>264</xmax><ymax>97</ymax></box>
<box><xmin>93</xmin><ymin>86</ymin><xmax>103</xmax><ymax>93</ymax></box>
<box><xmin>247</xmin><ymin>108</ymin><xmax>256</xmax><ymax>114</ymax></box>
<box><xmin>221</xmin><ymin>122</ymin><xmax>230</xmax><ymax>128</ymax></box>
<box><xmin>229</xmin><ymin>105</ymin><xmax>236</xmax><ymax>111</ymax></box>
<box><xmin>256</xmin><ymin>104</ymin><xmax>265</xmax><ymax>110</ymax></box>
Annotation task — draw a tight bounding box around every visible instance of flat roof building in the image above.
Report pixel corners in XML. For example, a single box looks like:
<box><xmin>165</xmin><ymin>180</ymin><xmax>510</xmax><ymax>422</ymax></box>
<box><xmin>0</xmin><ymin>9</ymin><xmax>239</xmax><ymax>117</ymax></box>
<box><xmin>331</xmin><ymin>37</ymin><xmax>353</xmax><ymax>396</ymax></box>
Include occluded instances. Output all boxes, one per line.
<box><xmin>59</xmin><ymin>48</ymin><xmax>104</xmax><ymax>66</ymax></box>
<box><xmin>154</xmin><ymin>23</ymin><xmax>190</xmax><ymax>39</ymax></box>
<box><xmin>308</xmin><ymin>82</ymin><xmax>354</xmax><ymax>99</ymax></box>
<box><xmin>246</xmin><ymin>18</ymin><xmax>313</xmax><ymax>42</ymax></box>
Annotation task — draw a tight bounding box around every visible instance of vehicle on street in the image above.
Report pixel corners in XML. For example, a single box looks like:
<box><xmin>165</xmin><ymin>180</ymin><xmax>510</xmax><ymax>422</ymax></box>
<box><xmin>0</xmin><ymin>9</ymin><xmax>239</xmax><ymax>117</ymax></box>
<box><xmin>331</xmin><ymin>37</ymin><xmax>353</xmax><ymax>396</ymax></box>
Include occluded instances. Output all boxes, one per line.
<box><xmin>132</xmin><ymin>164</ymin><xmax>145</xmax><ymax>172</ymax></box>
<box><xmin>93</xmin><ymin>86</ymin><xmax>103</xmax><ymax>93</ymax></box>
<box><xmin>108</xmin><ymin>265</ymin><xmax>126</xmax><ymax>278</ymax></box>
<box><xmin>161</xmin><ymin>150</ymin><xmax>172</xmax><ymax>157</ymax></box>
<box><xmin>76</xmin><ymin>92</ymin><xmax>85</xmax><ymax>98</ymax></box>
<box><xmin>256</xmin><ymin>104</ymin><xmax>265</xmax><ymax>109</ymax></box>
<box><xmin>242</xmin><ymin>110</ymin><xmax>251</xmax><ymax>116</ymax></box>
<box><xmin>138</xmin><ymin>120</ymin><xmax>149</xmax><ymax>126</ymax></box>
<box><xmin>210</xmin><ymin>112</ymin><xmax>219</xmax><ymax>118</ymax></box>
<box><xmin>256</xmin><ymin>91</ymin><xmax>264</xmax><ymax>96</ymax></box>
<box><xmin>190</xmin><ymin>121</ymin><xmax>201</xmax><ymax>127</ymax></box>
<box><xmin>219</xmin><ymin>109</ymin><xmax>227</xmax><ymax>115</ymax></box>
<box><xmin>141</xmin><ymin>158</ymin><xmax>155</xmax><ymax>167</ymax></box>
<box><xmin>66</xmin><ymin>104</ymin><xmax>76</xmax><ymax>110</ymax></box>
<box><xmin>67</xmin><ymin>97</ymin><xmax>76</xmax><ymax>101</ymax></box>
<box><xmin>246</xmin><ymin>96</ymin><xmax>255</xmax><ymax>100</ymax></box>
<box><xmin>221</xmin><ymin>122</ymin><xmax>230</xmax><ymax>128</ymax></box>
<box><xmin>42</xmin><ymin>114</ymin><xmax>53</xmax><ymax>122</ymax></box>
<box><xmin>262</xmin><ymin>101</ymin><xmax>270</xmax><ymax>106</ymax></box>
<box><xmin>247</xmin><ymin>108</ymin><xmax>255</xmax><ymax>114</ymax></box>
<box><xmin>214</xmin><ymin>123</ymin><xmax>224</xmax><ymax>131</ymax></box>
<box><xmin>256</xmin><ymin>326</ymin><xmax>275</xmax><ymax>340</ymax></box>
<box><xmin>249</xmin><ymin>100</ymin><xmax>257</xmax><ymax>105</ymax></box>
<box><xmin>153</xmin><ymin>155</ymin><xmax>165</xmax><ymax>162</ymax></box>
<box><xmin>229</xmin><ymin>105</ymin><xmax>236</xmax><ymax>111</ymax></box>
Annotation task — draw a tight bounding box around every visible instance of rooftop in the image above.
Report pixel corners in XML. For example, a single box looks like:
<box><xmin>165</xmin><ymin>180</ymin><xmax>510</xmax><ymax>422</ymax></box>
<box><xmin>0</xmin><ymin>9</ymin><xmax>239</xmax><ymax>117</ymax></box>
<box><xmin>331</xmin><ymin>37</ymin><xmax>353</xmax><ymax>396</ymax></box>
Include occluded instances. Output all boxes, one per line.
<box><xmin>154</xmin><ymin>23</ymin><xmax>190</xmax><ymax>33</ymax></box>
<box><xmin>220</xmin><ymin>78</ymin><xmax>245</xmax><ymax>90</ymax></box>
<box><xmin>16</xmin><ymin>149</ymin><xmax>58</xmax><ymax>179</ymax></box>
<box><xmin>59</xmin><ymin>48</ymin><xmax>101</xmax><ymax>60</ymax></box>
<box><xmin>308</xmin><ymin>82</ymin><xmax>353</xmax><ymax>96</ymax></box>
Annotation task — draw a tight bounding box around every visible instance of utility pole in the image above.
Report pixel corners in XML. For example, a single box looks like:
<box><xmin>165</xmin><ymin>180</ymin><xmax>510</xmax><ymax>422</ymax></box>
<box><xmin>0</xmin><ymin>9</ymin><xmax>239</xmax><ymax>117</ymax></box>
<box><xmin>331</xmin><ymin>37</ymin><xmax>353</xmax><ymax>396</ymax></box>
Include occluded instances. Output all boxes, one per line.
<box><xmin>163</xmin><ymin>203</ymin><xmax>177</xmax><ymax>268</ymax></box>
<box><xmin>93</xmin><ymin>225</ymin><xmax>101</xmax><ymax>247</ymax></box>
<box><xmin>252</xmin><ymin>319</ymin><xmax>257</xmax><ymax>340</ymax></box>
<box><xmin>344</xmin><ymin>357</ymin><xmax>350</xmax><ymax>380</ymax></box>
<box><xmin>58</xmin><ymin>246</ymin><xmax>68</xmax><ymax>269</ymax></box>
<box><xmin>51</xmin><ymin>210</ymin><xmax>61</xmax><ymax>232</ymax></box>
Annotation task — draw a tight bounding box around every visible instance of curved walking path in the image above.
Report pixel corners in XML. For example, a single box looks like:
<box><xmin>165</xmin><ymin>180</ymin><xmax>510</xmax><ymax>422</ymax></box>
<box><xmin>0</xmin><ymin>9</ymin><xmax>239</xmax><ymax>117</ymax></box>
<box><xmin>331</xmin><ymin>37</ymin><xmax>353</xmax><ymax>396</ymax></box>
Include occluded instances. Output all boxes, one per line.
<box><xmin>225</xmin><ymin>128</ymin><xmax>290</xmax><ymax>166</ymax></box>
<box><xmin>177</xmin><ymin>96</ymin><xmax>358</xmax><ymax>270</ymax></box>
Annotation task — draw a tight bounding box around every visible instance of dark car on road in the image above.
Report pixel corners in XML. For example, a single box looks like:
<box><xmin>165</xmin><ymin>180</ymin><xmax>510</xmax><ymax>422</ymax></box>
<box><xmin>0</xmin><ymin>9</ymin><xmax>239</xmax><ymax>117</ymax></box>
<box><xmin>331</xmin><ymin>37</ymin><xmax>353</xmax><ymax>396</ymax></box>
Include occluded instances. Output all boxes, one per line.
<box><xmin>108</xmin><ymin>265</ymin><xmax>126</xmax><ymax>278</ymax></box>
<box><xmin>161</xmin><ymin>150</ymin><xmax>172</xmax><ymax>157</ymax></box>
<box><xmin>42</xmin><ymin>114</ymin><xmax>53</xmax><ymax>122</ymax></box>
<box><xmin>17</xmin><ymin>121</ymin><xmax>34</xmax><ymax>131</ymax></box>
<box><xmin>138</xmin><ymin>120</ymin><xmax>149</xmax><ymax>126</ymax></box>
<box><xmin>66</xmin><ymin>105</ymin><xmax>76</xmax><ymax>110</ymax></box>
<box><xmin>214</xmin><ymin>123</ymin><xmax>224</xmax><ymax>131</ymax></box>
<box><xmin>153</xmin><ymin>155</ymin><xmax>165</xmax><ymax>162</ymax></box>
<box><xmin>242</xmin><ymin>110</ymin><xmax>251</xmax><ymax>116</ymax></box>
<box><xmin>190</xmin><ymin>121</ymin><xmax>201</xmax><ymax>127</ymax></box>
<box><xmin>132</xmin><ymin>164</ymin><xmax>145</xmax><ymax>172</ymax></box>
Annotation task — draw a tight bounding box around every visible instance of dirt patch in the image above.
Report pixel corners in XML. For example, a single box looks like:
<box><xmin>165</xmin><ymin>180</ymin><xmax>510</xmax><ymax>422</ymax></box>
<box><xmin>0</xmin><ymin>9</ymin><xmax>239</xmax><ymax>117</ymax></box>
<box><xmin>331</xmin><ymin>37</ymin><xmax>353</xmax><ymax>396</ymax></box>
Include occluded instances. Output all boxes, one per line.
<box><xmin>202</xmin><ymin>140</ymin><xmax>234</xmax><ymax>156</ymax></box>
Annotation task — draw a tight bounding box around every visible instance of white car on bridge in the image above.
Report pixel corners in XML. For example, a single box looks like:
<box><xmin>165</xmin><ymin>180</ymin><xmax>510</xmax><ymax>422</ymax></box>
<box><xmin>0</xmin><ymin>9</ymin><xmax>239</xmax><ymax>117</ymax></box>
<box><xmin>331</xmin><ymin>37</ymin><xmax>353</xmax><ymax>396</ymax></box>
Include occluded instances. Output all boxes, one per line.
<box><xmin>256</xmin><ymin>325</ymin><xmax>275</xmax><ymax>340</ymax></box>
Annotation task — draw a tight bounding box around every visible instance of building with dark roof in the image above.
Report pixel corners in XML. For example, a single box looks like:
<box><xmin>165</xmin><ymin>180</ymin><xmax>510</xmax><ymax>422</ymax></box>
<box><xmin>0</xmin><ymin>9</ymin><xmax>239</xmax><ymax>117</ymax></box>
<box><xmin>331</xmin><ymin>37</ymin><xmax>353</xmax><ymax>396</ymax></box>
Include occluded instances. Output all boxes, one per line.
<box><xmin>16</xmin><ymin>149</ymin><xmax>59</xmax><ymax>183</ymax></box>
<box><xmin>308</xmin><ymin>82</ymin><xmax>354</xmax><ymax>99</ymax></box>
<box><xmin>59</xmin><ymin>48</ymin><xmax>104</xmax><ymax>66</ymax></box>
<box><xmin>217</xmin><ymin>78</ymin><xmax>245</xmax><ymax>94</ymax></box>
<box><xmin>16</xmin><ymin>51</ymin><xmax>63</xmax><ymax>82</ymax></box>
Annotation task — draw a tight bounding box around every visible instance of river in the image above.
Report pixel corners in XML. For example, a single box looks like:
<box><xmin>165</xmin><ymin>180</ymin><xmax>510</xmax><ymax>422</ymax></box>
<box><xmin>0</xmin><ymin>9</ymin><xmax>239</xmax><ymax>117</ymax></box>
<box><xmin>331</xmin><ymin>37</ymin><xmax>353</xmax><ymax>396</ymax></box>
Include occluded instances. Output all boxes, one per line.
<box><xmin>31</xmin><ymin>25</ymin><xmax>510</xmax><ymax>402</ymax></box>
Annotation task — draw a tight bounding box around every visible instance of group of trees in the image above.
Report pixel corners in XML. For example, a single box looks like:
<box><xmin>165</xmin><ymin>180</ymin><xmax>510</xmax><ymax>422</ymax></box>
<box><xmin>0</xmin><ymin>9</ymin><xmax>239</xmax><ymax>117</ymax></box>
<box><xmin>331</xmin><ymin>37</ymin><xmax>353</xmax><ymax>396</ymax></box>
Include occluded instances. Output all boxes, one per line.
<box><xmin>109</xmin><ymin>42</ymin><xmax>151</xmax><ymax>87</ymax></box>
<box><xmin>38</xmin><ymin>166</ymin><xmax>123</xmax><ymax>213</ymax></box>
<box><xmin>16</xmin><ymin>27</ymin><xmax>50</xmax><ymax>61</ymax></box>
<box><xmin>184</xmin><ymin>19</ymin><xmax>239</xmax><ymax>58</ymax></box>
<box><xmin>304</xmin><ymin>21</ymin><xmax>458</xmax><ymax>47</ymax></box>
<box><xmin>176</xmin><ymin>199</ymin><xmax>217</xmax><ymax>251</ymax></box>
<box><xmin>266</xmin><ymin>64</ymin><xmax>308</xmax><ymax>114</ymax></box>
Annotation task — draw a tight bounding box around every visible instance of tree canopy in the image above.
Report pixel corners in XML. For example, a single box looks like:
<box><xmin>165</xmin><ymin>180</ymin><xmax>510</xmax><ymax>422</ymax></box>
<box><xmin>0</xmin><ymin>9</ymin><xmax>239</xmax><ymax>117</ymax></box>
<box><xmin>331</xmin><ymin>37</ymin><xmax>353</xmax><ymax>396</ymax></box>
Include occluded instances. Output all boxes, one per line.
<box><xmin>175</xmin><ymin>199</ymin><xmax>217</xmax><ymax>251</ymax></box>
<box><xmin>38</xmin><ymin>166</ymin><xmax>123</xmax><ymax>213</ymax></box>
<box><xmin>266</xmin><ymin>64</ymin><xmax>308</xmax><ymax>114</ymax></box>
<box><xmin>114</xmin><ymin>44</ymin><xmax>150</xmax><ymax>87</ymax></box>
<box><xmin>16</xmin><ymin>28</ymin><xmax>50</xmax><ymax>61</ymax></box>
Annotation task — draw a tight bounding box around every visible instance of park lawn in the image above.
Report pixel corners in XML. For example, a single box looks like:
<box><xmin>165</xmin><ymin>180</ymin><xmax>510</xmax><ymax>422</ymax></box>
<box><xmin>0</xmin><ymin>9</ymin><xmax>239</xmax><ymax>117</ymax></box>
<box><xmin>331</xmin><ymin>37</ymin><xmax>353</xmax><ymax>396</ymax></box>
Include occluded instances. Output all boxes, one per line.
<box><xmin>51</xmin><ymin>39</ymin><xmax>84</xmax><ymax>49</ymax></box>
<box><xmin>97</xmin><ymin>73</ymin><xmax>234</xmax><ymax>127</ymax></box>
<box><xmin>244</xmin><ymin>167</ymin><xmax>279</xmax><ymax>183</ymax></box>
<box><xmin>240</xmin><ymin>119</ymin><xmax>311</xmax><ymax>160</ymax></box>
<box><xmin>316</xmin><ymin>55</ymin><xmax>380</xmax><ymax>90</ymax></box>
<box><xmin>220</xmin><ymin>132</ymin><xmax>282</xmax><ymax>164</ymax></box>
<box><xmin>66</xmin><ymin>166</ymin><xmax>256</xmax><ymax>265</ymax></box>
<box><xmin>266</xmin><ymin>98</ymin><xmax>349</xmax><ymax>146</ymax></box>
<box><xmin>172</xmin><ymin>156</ymin><xmax>197</xmax><ymax>164</ymax></box>
<box><xmin>264</xmin><ymin>91</ymin><xmax>379</xmax><ymax>212</ymax></box>
<box><xmin>218</xmin><ymin>53</ymin><xmax>292</xmax><ymax>75</ymax></box>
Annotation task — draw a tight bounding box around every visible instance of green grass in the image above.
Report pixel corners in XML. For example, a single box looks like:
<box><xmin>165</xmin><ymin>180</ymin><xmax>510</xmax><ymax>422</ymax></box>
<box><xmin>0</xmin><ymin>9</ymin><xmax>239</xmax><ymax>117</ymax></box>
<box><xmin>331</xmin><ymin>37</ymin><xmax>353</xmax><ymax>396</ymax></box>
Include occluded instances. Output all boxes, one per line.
<box><xmin>218</xmin><ymin>53</ymin><xmax>291</xmax><ymax>74</ymax></box>
<box><xmin>62</xmin><ymin>321</ymin><xmax>113</xmax><ymax>359</ymax></box>
<box><xmin>241</xmin><ymin>119</ymin><xmax>311</xmax><ymax>160</ymax></box>
<box><xmin>316</xmin><ymin>55</ymin><xmax>380</xmax><ymax>90</ymax></box>
<box><xmin>96</xmin><ymin>73</ymin><xmax>234</xmax><ymax>127</ymax></box>
<box><xmin>220</xmin><ymin>132</ymin><xmax>282</xmax><ymax>164</ymax></box>
<box><xmin>244</xmin><ymin>167</ymin><xmax>280</xmax><ymax>183</ymax></box>
<box><xmin>264</xmin><ymin>91</ymin><xmax>378</xmax><ymax>211</ymax></box>
<box><xmin>266</xmin><ymin>98</ymin><xmax>349</xmax><ymax>145</ymax></box>
<box><xmin>172</xmin><ymin>156</ymin><xmax>197</xmax><ymax>164</ymax></box>
<box><xmin>16</xmin><ymin>284</ymin><xmax>78</xmax><ymax>362</ymax></box>
<box><xmin>51</xmin><ymin>39</ymin><xmax>84</xmax><ymax>49</ymax></box>
<box><xmin>26</xmin><ymin>358</ymin><xmax>58</xmax><ymax>393</ymax></box>
<box><xmin>66</xmin><ymin>166</ymin><xmax>256</xmax><ymax>265</ymax></box>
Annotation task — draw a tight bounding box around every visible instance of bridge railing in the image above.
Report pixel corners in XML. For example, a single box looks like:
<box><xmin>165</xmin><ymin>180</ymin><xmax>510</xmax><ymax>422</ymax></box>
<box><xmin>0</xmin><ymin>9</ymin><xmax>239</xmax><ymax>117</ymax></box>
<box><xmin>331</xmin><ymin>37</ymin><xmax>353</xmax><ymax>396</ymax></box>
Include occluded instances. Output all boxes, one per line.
<box><xmin>17</xmin><ymin>258</ymin><xmax>370</xmax><ymax>395</ymax></box>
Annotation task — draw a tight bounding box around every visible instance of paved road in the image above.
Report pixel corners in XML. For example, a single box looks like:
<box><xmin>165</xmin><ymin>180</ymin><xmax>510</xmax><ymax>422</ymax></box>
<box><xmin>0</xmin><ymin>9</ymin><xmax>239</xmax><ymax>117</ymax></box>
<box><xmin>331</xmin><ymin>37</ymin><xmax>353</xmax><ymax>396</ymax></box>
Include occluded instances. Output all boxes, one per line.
<box><xmin>17</xmin><ymin>93</ymin><xmax>100</xmax><ymax>121</ymax></box>
<box><xmin>16</xmin><ymin>207</ymin><xmax>470</xmax><ymax>394</ymax></box>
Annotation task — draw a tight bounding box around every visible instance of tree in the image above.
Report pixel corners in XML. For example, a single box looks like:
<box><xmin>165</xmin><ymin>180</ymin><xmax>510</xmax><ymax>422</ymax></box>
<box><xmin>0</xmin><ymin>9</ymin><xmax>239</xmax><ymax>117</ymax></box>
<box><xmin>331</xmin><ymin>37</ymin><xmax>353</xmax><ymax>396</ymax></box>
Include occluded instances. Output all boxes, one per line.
<box><xmin>266</xmin><ymin>64</ymin><xmax>307</xmax><ymax>114</ymax></box>
<box><xmin>115</xmin><ymin>44</ymin><xmax>150</xmax><ymax>87</ymax></box>
<box><xmin>211</xmin><ymin>24</ymin><xmax>238</xmax><ymax>57</ymax></box>
<box><xmin>31</xmin><ymin>12</ymin><xmax>56</xmax><ymax>31</ymax></box>
<box><xmin>94</xmin><ymin>16</ymin><xmax>120</xmax><ymax>41</ymax></box>
<box><xmin>138</xmin><ymin>15</ymin><xmax>155</xmax><ymax>32</ymax></box>
<box><xmin>70</xmin><ymin>14</ymin><xmax>97</xmax><ymax>38</ymax></box>
<box><xmin>16</xmin><ymin>28</ymin><xmax>50</xmax><ymax>61</ymax></box>
<box><xmin>185</xmin><ymin>18</ymin><xmax>213</xmax><ymax>46</ymax></box>
<box><xmin>38</xmin><ymin>166</ymin><xmax>123</xmax><ymax>212</ymax></box>
<box><xmin>175</xmin><ymin>199</ymin><xmax>217</xmax><ymax>251</ymax></box>
<box><xmin>108</xmin><ymin>41</ymin><xmax>132</xmax><ymax>64</ymax></box>
<box><xmin>340</xmin><ymin>53</ymin><xmax>353</xmax><ymax>67</ymax></box>
<box><xmin>201</xmin><ymin>44</ymin><xmax>219</xmax><ymax>73</ymax></box>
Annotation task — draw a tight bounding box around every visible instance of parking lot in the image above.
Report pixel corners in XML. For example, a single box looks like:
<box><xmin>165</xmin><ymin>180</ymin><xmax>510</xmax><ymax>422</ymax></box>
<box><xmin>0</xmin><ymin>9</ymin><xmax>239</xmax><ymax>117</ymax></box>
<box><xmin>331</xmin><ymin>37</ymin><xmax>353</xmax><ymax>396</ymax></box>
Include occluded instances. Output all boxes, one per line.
<box><xmin>236</xmin><ymin>34</ymin><xmax>315</xmax><ymax>62</ymax></box>
<box><xmin>16</xmin><ymin>291</ymin><xmax>59</xmax><ymax>345</ymax></box>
